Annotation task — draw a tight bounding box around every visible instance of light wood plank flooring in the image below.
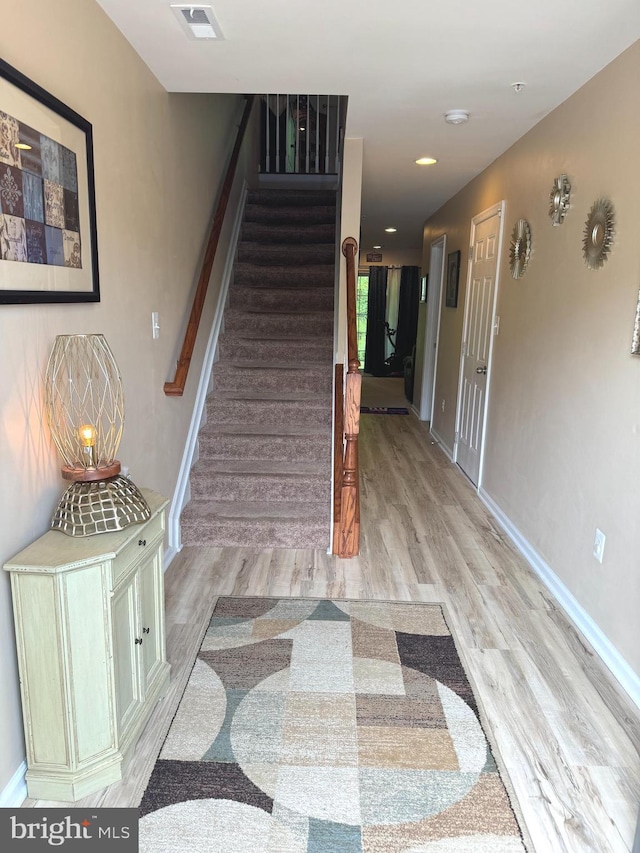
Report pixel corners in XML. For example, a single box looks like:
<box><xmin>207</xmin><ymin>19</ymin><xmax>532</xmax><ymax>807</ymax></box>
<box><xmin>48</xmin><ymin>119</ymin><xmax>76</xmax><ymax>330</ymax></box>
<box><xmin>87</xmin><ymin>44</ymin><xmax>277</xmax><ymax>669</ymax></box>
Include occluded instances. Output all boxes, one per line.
<box><xmin>30</xmin><ymin>387</ymin><xmax>640</xmax><ymax>852</ymax></box>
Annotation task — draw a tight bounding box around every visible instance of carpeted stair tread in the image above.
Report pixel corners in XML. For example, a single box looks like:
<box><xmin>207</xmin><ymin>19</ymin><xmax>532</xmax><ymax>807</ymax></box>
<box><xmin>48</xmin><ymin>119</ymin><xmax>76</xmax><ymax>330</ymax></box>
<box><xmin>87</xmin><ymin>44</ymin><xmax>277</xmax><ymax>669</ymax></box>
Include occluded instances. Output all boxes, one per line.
<box><xmin>208</xmin><ymin>398</ymin><xmax>331</xmax><ymax>427</ymax></box>
<box><xmin>224</xmin><ymin>308</ymin><xmax>333</xmax><ymax>337</ymax></box>
<box><xmin>212</xmin><ymin>363</ymin><xmax>332</xmax><ymax>395</ymax></box>
<box><xmin>242</xmin><ymin>222</ymin><xmax>334</xmax><ymax>244</ymax></box>
<box><xmin>237</xmin><ymin>241</ymin><xmax>334</xmax><ymax>266</ymax></box>
<box><xmin>218</xmin><ymin>336</ymin><xmax>332</xmax><ymax>364</ymax></box>
<box><xmin>244</xmin><ymin>203</ymin><xmax>336</xmax><ymax>225</ymax></box>
<box><xmin>229</xmin><ymin>285</ymin><xmax>334</xmax><ymax>314</ymax></box>
<box><xmin>198</xmin><ymin>437</ymin><xmax>329</xmax><ymax>465</ymax></box>
<box><xmin>180</xmin><ymin>500</ymin><xmax>331</xmax><ymax>548</ymax></box>
<box><xmin>233</xmin><ymin>262</ymin><xmax>334</xmax><ymax>288</ymax></box>
<box><xmin>247</xmin><ymin>189</ymin><xmax>336</xmax><ymax>206</ymax></box>
<box><xmin>190</xmin><ymin>468</ymin><xmax>330</xmax><ymax>503</ymax></box>
<box><xmin>195</xmin><ymin>458</ymin><xmax>329</xmax><ymax>475</ymax></box>
<box><xmin>200</xmin><ymin>422</ymin><xmax>331</xmax><ymax>437</ymax></box>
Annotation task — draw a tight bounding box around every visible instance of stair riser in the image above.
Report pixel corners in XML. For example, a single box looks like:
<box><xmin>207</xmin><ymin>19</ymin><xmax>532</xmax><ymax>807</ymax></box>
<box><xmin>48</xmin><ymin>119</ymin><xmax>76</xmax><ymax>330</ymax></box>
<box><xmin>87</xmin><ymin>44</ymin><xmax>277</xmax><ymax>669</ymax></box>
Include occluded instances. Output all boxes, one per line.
<box><xmin>218</xmin><ymin>337</ymin><xmax>332</xmax><ymax>364</ymax></box>
<box><xmin>224</xmin><ymin>311</ymin><xmax>333</xmax><ymax>338</ymax></box>
<box><xmin>198</xmin><ymin>433</ymin><xmax>331</xmax><ymax>463</ymax></box>
<box><xmin>241</xmin><ymin>222</ymin><xmax>335</xmax><ymax>244</ymax></box>
<box><xmin>237</xmin><ymin>242</ymin><xmax>334</xmax><ymax>266</ymax></box>
<box><xmin>213</xmin><ymin>366</ymin><xmax>332</xmax><ymax>395</ymax></box>
<box><xmin>190</xmin><ymin>473</ymin><xmax>330</xmax><ymax>503</ymax></box>
<box><xmin>180</xmin><ymin>517</ymin><xmax>330</xmax><ymax>549</ymax></box>
<box><xmin>229</xmin><ymin>286</ymin><xmax>334</xmax><ymax>313</ymax></box>
<box><xmin>234</xmin><ymin>263</ymin><xmax>334</xmax><ymax>289</ymax></box>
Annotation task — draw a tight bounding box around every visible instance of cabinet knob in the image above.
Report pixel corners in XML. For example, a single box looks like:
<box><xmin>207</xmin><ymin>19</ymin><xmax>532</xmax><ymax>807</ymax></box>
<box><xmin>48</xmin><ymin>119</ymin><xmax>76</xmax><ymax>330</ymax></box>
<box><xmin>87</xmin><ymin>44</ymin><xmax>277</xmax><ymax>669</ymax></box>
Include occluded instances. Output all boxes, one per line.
<box><xmin>138</xmin><ymin>539</ymin><xmax>147</xmax><ymax>547</ymax></box>
<box><xmin>135</xmin><ymin>637</ymin><xmax>143</xmax><ymax>645</ymax></box>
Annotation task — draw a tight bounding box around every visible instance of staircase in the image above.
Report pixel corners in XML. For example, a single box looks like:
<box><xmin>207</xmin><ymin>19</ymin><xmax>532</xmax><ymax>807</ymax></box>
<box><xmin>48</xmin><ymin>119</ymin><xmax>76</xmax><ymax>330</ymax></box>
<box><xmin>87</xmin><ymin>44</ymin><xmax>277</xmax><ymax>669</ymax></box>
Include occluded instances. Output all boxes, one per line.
<box><xmin>180</xmin><ymin>188</ymin><xmax>336</xmax><ymax>549</ymax></box>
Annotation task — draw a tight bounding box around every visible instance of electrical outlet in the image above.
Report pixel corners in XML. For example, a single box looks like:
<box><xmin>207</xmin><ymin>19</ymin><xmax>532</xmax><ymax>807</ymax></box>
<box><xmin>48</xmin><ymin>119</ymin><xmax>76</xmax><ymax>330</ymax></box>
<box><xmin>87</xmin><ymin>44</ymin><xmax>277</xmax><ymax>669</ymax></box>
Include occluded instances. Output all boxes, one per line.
<box><xmin>593</xmin><ymin>528</ymin><xmax>606</xmax><ymax>563</ymax></box>
<box><xmin>151</xmin><ymin>311</ymin><xmax>160</xmax><ymax>339</ymax></box>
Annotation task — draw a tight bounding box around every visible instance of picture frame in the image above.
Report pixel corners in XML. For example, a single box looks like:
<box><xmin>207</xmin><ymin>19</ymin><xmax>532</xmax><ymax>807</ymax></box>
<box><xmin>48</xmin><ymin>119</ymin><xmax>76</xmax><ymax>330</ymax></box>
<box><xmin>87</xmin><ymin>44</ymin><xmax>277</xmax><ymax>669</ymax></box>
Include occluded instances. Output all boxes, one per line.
<box><xmin>0</xmin><ymin>58</ymin><xmax>99</xmax><ymax>304</ymax></box>
<box><xmin>445</xmin><ymin>250</ymin><xmax>461</xmax><ymax>308</ymax></box>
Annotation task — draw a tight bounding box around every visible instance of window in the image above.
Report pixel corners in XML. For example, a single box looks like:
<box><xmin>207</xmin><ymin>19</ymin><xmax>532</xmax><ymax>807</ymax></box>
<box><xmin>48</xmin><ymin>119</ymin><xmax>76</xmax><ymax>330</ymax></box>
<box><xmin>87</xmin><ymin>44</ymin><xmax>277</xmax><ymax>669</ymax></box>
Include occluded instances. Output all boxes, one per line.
<box><xmin>356</xmin><ymin>273</ymin><xmax>369</xmax><ymax>367</ymax></box>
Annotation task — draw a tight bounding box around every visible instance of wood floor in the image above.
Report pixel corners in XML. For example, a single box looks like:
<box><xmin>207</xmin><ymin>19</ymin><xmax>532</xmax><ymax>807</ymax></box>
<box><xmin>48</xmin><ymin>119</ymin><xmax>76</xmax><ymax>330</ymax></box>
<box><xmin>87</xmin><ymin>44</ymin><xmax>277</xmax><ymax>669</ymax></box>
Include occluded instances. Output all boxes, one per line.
<box><xmin>31</xmin><ymin>383</ymin><xmax>640</xmax><ymax>852</ymax></box>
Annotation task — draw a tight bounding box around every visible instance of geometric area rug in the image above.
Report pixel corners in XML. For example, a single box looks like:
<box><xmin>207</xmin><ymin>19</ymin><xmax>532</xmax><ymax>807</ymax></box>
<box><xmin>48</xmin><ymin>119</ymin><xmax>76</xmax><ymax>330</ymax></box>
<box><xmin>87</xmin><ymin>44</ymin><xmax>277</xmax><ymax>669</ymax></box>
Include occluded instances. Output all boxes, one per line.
<box><xmin>139</xmin><ymin>598</ymin><xmax>528</xmax><ymax>852</ymax></box>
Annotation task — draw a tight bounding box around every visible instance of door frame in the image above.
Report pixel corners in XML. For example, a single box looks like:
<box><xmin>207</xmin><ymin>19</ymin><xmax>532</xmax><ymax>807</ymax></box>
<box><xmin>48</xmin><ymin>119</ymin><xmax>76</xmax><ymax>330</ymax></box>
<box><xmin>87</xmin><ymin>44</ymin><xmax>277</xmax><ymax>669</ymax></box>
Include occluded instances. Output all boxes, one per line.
<box><xmin>453</xmin><ymin>201</ymin><xmax>506</xmax><ymax>490</ymax></box>
<box><xmin>417</xmin><ymin>234</ymin><xmax>447</xmax><ymax>422</ymax></box>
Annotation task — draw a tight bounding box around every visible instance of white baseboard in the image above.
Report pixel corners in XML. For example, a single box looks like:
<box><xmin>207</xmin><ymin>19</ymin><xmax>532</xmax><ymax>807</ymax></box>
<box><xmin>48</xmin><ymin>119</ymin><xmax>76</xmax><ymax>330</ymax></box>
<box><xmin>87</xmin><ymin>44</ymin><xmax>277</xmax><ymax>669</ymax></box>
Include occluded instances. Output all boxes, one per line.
<box><xmin>0</xmin><ymin>760</ymin><xmax>27</xmax><ymax>807</ymax></box>
<box><xmin>430</xmin><ymin>426</ymin><xmax>454</xmax><ymax>461</ymax></box>
<box><xmin>167</xmin><ymin>182</ymin><xmax>248</xmax><ymax>552</ymax></box>
<box><xmin>479</xmin><ymin>487</ymin><xmax>640</xmax><ymax>711</ymax></box>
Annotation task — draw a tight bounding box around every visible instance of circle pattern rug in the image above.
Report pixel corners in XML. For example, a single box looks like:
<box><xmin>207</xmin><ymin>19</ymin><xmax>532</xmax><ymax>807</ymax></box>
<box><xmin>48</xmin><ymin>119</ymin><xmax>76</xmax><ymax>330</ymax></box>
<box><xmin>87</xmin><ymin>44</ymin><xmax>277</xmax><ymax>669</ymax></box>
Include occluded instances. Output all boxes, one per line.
<box><xmin>139</xmin><ymin>598</ymin><xmax>527</xmax><ymax>852</ymax></box>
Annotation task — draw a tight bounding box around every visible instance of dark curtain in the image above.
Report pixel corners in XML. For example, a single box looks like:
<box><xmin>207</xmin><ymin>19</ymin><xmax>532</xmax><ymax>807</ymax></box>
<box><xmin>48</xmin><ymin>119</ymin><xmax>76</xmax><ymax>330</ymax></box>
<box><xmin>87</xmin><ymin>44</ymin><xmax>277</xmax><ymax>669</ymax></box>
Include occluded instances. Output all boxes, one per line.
<box><xmin>364</xmin><ymin>266</ymin><xmax>388</xmax><ymax>376</ymax></box>
<box><xmin>395</xmin><ymin>266</ymin><xmax>421</xmax><ymax>363</ymax></box>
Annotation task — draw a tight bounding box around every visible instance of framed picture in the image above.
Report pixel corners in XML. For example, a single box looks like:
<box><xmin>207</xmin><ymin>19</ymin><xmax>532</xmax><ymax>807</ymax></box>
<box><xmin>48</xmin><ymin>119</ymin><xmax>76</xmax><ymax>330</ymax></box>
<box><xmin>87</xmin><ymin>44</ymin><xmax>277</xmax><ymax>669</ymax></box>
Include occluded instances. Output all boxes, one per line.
<box><xmin>445</xmin><ymin>250</ymin><xmax>461</xmax><ymax>308</ymax></box>
<box><xmin>0</xmin><ymin>59</ymin><xmax>99</xmax><ymax>304</ymax></box>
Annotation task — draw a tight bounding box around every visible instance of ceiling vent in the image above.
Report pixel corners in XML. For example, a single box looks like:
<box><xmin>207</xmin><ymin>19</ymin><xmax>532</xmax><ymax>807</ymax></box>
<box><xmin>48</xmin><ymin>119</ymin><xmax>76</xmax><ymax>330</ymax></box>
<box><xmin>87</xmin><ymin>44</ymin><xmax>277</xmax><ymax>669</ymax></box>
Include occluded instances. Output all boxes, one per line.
<box><xmin>171</xmin><ymin>5</ymin><xmax>224</xmax><ymax>40</ymax></box>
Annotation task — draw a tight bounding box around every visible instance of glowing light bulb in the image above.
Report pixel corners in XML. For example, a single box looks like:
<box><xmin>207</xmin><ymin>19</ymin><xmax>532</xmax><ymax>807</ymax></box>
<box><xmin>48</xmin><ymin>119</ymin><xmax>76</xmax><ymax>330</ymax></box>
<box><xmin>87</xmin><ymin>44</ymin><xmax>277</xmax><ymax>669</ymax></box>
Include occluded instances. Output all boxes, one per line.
<box><xmin>78</xmin><ymin>424</ymin><xmax>97</xmax><ymax>467</ymax></box>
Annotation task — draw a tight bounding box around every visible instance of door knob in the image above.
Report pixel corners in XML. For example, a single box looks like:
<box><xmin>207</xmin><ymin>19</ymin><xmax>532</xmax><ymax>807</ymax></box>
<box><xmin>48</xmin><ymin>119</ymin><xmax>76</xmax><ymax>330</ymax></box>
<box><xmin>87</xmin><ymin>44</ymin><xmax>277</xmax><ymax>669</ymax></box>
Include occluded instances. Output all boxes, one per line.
<box><xmin>476</xmin><ymin>366</ymin><xmax>487</xmax><ymax>375</ymax></box>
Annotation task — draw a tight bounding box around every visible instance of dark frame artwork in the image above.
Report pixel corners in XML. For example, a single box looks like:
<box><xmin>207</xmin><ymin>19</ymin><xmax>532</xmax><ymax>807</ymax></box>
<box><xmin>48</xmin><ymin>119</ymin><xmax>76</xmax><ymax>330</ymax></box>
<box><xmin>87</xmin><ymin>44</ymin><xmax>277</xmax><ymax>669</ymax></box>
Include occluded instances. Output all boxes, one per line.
<box><xmin>0</xmin><ymin>58</ymin><xmax>99</xmax><ymax>304</ymax></box>
<box><xmin>445</xmin><ymin>250</ymin><xmax>461</xmax><ymax>308</ymax></box>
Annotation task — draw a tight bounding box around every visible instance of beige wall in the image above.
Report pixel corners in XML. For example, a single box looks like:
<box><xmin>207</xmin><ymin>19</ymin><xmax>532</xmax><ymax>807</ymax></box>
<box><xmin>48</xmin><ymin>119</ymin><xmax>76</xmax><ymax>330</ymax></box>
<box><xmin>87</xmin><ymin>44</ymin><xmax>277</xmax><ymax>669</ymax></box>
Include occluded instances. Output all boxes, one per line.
<box><xmin>360</xmin><ymin>247</ymin><xmax>422</xmax><ymax>269</ymax></box>
<box><xmin>423</xmin><ymin>41</ymin><xmax>640</xmax><ymax>676</ymax></box>
<box><xmin>0</xmin><ymin>0</ymin><xmax>253</xmax><ymax>797</ymax></box>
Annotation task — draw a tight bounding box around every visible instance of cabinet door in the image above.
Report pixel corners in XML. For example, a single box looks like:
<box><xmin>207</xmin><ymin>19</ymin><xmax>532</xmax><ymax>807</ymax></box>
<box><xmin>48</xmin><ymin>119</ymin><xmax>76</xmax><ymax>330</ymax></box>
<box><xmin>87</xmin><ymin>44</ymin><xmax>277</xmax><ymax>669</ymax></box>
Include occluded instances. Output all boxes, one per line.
<box><xmin>138</xmin><ymin>546</ymin><xmax>165</xmax><ymax>692</ymax></box>
<box><xmin>111</xmin><ymin>574</ymin><xmax>142</xmax><ymax>738</ymax></box>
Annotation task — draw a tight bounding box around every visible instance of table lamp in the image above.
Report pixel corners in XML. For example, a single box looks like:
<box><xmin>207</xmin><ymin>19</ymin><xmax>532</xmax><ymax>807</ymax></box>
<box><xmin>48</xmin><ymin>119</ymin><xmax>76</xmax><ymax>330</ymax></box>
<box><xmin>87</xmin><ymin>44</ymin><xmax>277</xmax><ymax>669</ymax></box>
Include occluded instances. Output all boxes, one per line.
<box><xmin>44</xmin><ymin>334</ymin><xmax>150</xmax><ymax>536</ymax></box>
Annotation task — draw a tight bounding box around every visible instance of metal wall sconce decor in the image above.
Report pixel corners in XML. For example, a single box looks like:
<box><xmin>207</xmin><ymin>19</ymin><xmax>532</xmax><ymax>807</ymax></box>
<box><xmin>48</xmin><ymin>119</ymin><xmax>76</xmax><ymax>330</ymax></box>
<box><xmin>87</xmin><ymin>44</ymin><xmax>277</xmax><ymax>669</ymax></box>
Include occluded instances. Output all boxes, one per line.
<box><xmin>549</xmin><ymin>174</ymin><xmax>571</xmax><ymax>226</ymax></box>
<box><xmin>632</xmin><ymin>290</ymin><xmax>640</xmax><ymax>355</ymax></box>
<box><xmin>583</xmin><ymin>198</ymin><xmax>615</xmax><ymax>270</ymax></box>
<box><xmin>509</xmin><ymin>219</ymin><xmax>532</xmax><ymax>278</ymax></box>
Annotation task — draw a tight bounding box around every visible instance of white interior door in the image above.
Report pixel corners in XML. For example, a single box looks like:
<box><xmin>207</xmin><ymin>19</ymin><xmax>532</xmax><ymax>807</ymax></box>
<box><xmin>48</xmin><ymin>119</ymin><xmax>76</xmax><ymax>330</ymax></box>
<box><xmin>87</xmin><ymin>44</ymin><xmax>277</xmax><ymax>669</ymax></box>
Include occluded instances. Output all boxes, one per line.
<box><xmin>455</xmin><ymin>204</ymin><xmax>504</xmax><ymax>486</ymax></box>
<box><xmin>418</xmin><ymin>236</ymin><xmax>446</xmax><ymax>421</ymax></box>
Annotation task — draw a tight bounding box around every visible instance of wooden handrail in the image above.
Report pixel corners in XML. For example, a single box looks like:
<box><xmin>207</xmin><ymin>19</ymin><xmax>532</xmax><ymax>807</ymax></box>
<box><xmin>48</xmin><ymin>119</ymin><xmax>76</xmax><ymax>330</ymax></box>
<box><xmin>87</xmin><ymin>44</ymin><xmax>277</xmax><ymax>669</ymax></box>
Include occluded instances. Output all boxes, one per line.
<box><xmin>333</xmin><ymin>237</ymin><xmax>361</xmax><ymax>557</ymax></box>
<box><xmin>164</xmin><ymin>95</ymin><xmax>255</xmax><ymax>396</ymax></box>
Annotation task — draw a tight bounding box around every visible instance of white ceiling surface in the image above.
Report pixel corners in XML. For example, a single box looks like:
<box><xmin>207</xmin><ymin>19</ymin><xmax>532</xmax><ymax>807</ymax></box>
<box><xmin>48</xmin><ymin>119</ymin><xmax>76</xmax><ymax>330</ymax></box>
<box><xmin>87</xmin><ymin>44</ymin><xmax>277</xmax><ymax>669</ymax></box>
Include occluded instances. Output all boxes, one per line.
<box><xmin>97</xmin><ymin>0</ymin><xmax>640</xmax><ymax>254</ymax></box>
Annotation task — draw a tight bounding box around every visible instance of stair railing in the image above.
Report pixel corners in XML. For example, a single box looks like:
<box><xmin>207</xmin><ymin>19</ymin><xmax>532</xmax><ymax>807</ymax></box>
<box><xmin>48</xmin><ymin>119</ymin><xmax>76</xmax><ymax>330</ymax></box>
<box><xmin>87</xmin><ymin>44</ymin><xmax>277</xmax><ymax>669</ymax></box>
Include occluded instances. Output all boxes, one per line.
<box><xmin>164</xmin><ymin>95</ymin><xmax>255</xmax><ymax>397</ymax></box>
<box><xmin>333</xmin><ymin>236</ymin><xmax>361</xmax><ymax>557</ymax></box>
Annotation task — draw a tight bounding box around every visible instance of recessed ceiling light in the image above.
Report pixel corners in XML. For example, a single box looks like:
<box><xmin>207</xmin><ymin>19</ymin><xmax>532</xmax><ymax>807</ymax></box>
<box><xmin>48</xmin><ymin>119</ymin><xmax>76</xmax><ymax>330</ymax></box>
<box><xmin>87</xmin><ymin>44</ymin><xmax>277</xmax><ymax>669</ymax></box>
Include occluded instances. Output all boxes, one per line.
<box><xmin>384</xmin><ymin>227</ymin><xmax>397</xmax><ymax>233</ymax></box>
<box><xmin>444</xmin><ymin>110</ymin><xmax>469</xmax><ymax>125</ymax></box>
<box><xmin>511</xmin><ymin>82</ymin><xmax>526</xmax><ymax>93</ymax></box>
<box><xmin>415</xmin><ymin>157</ymin><xmax>438</xmax><ymax>165</ymax></box>
<box><xmin>373</xmin><ymin>245</ymin><xmax>382</xmax><ymax>249</ymax></box>
<box><xmin>15</xmin><ymin>142</ymin><xmax>32</xmax><ymax>150</ymax></box>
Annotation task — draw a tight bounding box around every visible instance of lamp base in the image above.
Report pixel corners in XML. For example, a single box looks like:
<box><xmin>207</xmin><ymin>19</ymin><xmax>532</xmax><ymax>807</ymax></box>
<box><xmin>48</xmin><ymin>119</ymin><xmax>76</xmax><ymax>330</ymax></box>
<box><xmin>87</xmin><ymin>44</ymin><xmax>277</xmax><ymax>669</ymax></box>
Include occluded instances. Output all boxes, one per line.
<box><xmin>51</xmin><ymin>475</ymin><xmax>151</xmax><ymax>537</ymax></box>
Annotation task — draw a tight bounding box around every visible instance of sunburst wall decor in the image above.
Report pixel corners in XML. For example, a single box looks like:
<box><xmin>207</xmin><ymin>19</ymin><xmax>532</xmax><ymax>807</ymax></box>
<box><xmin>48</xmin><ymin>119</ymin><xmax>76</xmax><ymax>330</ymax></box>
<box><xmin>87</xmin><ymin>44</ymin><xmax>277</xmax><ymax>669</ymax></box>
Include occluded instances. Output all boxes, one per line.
<box><xmin>583</xmin><ymin>199</ymin><xmax>614</xmax><ymax>270</ymax></box>
<box><xmin>509</xmin><ymin>219</ymin><xmax>531</xmax><ymax>279</ymax></box>
<box><xmin>549</xmin><ymin>174</ymin><xmax>571</xmax><ymax>226</ymax></box>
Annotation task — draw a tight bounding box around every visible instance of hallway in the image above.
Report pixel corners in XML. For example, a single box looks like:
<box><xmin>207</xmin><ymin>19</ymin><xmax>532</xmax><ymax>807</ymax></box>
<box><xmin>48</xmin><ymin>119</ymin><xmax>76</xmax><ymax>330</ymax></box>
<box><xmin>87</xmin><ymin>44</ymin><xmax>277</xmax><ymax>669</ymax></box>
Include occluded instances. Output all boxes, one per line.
<box><xmin>39</xmin><ymin>400</ymin><xmax>640</xmax><ymax>852</ymax></box>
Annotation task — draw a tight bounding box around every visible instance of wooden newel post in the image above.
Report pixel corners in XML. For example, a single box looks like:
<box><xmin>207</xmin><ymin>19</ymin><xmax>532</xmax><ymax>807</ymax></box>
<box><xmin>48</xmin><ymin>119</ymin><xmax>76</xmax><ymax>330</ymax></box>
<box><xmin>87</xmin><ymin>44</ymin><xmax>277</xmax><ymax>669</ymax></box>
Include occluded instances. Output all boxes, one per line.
<box><xmin>338</xmin><ymin>370</ymin><xmax>361</xmax><ymax>557</ymax></box>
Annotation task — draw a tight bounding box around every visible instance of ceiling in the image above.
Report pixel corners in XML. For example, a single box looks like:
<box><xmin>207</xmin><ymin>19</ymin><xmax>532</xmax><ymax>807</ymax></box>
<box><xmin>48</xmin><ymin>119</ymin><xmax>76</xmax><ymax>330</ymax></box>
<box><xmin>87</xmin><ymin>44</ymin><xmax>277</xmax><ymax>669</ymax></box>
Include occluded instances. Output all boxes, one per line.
<box><xmin>96</xmin><ymin>0</ymin><xmax>640</xmax><ymax>256</ymax></box>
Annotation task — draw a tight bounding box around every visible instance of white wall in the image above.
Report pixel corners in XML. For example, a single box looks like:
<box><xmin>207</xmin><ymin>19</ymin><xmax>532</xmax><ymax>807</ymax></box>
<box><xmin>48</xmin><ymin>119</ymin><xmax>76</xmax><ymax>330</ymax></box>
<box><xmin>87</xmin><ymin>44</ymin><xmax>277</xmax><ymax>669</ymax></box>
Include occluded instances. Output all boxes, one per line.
<box><xmin>0</xmin><ymin>0</ymin><xmax>255</xmax><ymax>799</ymax></box>
<box><xmin>423</xmin><ymin>40</ymin><xmax>640</xmax><ymax>682</ymax></box>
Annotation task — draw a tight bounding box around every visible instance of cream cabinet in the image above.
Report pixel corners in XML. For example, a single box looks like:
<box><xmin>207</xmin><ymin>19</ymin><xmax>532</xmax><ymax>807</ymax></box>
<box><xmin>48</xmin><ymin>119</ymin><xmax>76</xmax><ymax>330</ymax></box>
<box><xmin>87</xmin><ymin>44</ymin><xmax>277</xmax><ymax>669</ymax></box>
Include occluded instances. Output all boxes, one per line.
<box><xmin>3</xmin><ymin>489</ymin><xmax>170</xmax><ymax>802</ymax></box>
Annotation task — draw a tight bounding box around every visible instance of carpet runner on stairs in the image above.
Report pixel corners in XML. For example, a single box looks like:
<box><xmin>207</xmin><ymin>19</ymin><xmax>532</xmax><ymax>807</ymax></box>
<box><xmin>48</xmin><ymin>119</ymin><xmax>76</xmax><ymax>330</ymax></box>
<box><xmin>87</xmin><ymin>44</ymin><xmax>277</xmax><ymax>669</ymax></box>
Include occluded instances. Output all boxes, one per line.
<box><xmin>180</xmin><ymin>189</ymin><xmax>336</xmax><ymax>549</ymax></box>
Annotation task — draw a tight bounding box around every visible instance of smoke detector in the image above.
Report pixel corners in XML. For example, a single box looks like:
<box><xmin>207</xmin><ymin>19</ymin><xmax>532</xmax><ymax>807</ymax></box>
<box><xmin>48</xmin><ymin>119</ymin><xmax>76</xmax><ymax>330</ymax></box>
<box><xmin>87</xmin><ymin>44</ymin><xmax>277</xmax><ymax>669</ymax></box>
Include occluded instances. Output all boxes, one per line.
<box><xmin>444</xmin><ymin>110</ymin><xmax>469</xmax><ymax>125</ymax></box>
<box><xmin>171</xmin><ymin>5</ymin><xmax>224</xmax><ymax>39</ymax></box>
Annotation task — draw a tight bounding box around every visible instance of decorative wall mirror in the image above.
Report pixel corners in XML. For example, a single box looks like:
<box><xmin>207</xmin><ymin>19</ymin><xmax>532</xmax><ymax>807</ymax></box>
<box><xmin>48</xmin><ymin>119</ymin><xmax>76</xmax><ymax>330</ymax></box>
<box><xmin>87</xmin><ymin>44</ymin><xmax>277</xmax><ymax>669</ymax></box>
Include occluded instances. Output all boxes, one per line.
<box><xmin>583</xmin><ymin>198</ymin><xmax>615</xmax><ymax>270</ymax></box>
<box><xmin>549</xmin><ymin>174</ymin><xmax>571</xmax><ymax>226</ymax></box>
<box><xmin>509</xmin><ymin>219</ymin><xmax>531</xmax><ymax>279</ymax></box>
